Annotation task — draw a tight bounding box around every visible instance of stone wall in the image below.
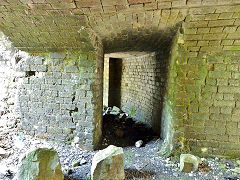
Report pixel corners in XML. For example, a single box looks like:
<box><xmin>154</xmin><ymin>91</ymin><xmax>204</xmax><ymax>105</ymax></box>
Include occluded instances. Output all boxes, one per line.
<box><xmin>0</xmin><ymin>31</ymin><xmax>103</xmax><ymax>150</ymax></box>
<box><xmin>0</xmin><ymin>32</ymin><xmax>29</xmax><ymax>121</ymax></box>
<box><xmin>103</xmin><ymin>57</ymin><xmax>109</xmax><ymax>107</ymax></box>
<box><xmin>0</xmin><ymin>35</ymin><xmax>13</xmax><ymax>115</ymax></box>
<box><xmin>1</xmin><ymin>0</ymin><xmax>240</xmax><ymax>156</ymax></box>
<box><xmin>15</xmin><ymin>49</ymin><xmax>103</xmax><ymax>150</ymax></box>
<box><xmin>120</xmin><ymin>53</ymin><xmax>162</xmax><ymax>134</ymax></box>
<box><xmin>162</xmin><ymin>6</ymin><xmax>240</xmax><ymax>156</ymax></box>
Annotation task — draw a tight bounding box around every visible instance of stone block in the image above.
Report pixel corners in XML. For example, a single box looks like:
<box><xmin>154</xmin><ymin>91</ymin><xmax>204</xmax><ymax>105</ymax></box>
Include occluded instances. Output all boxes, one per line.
<box><xmin>223</xmin><ymin>46</ymin><xmax>240</xmax><ymax>51</ymax></box>
<box><xmin>51</xmin><ymin>3</ymin><xmax>76</xmax><ymax>9</ymax></box>
<box><xmin>180</xmin><ymin>154</ymin><xmax>200</xmax><ymax>173</ymax></box>
<box><xmin>223</xmin><ymin>26</ymin><xmax>237</xmax><ymax>33</ymax></box>
<box><xmin>59</xmin><ymin>91</ymin><xmax>73</xmax><ymax>98</ymax></box>
<box><xmin>210</xmin><ymin>113</ymin><xmax>231</xmax><ymax>121</ymax></box>
<box><xmin>49</xmin><ymin>52</ymin><xmax>66</xmax><ymax>59</ymax></box>
<box><xmin>221</xmin><ymin>40</ymin><xmax>234</xmax><ymax>45</ymax></box>
<box><xmin>128</xmin><ymin>0</ymin><xmax>151</xmax><ymax>5</ymax></box>
<box><xmin>172</xmin><ymin>0</ymin><xmax>186</xmax><ymax>8</ymax></box>
<box><xmin>227</xmin><ymin>32</ymin><xmax>240</xmax><ymax>39</ymax></box>
<box><xmin>214</xmin><ymin>100</ymin><xmax>235</xmax><ymax>107</ymax></box>
<box><xmin>91</xmin><ymin>145</ymin><xmax>125</xmax><ymax>180</ymax></box>
<box><xmin>209</xmin><ymin>71</ymin><xmax>231</xmax><ymax>79</ymax></box>
<box><xmin>17</xmin><ymin>148</ymin><xmax>64</xmax><ymax>180</ymax></box>
<box><xmin>184</xmin><ymin>28</ymin><xmax>197</xmax><ymax>34</ymax></box>
<box><xmin>219</xmin><ymin>12</ymin><xmax>234</xmax><ymax>19</ymax></box>
<box><xmin>197</xmin><ymin>27</ymin><xmax>210</xmax><ymax>34</ymax></box>
<box><xmin>208</xmin><ymin>19</ymin><xmax>235</xmax><ymax>27</ymax></box>
<box><xmin>184</xmin><ymin>34</ymin><xmax>202</xmax><ymax>40</ymax></box>
<box><xmin>185</xmin><ymin>21</ymin><xmax>209</xmax><ymax>28</ymax></box>
<box><xmin>203</xmin><ymin>33</ymin><xmax>226</xmax><ymax>40</ymax></box>
<box><xmin>64</xmin><ymin>66</ymin><xmax>79</xmax><ymax>73</ymax></box>
<box><xmin>36</xmin><ymin>65</ymin><xmax>47</xmax><ymax>72</ymax></box>
<box><xmin>205</xmin><ymin>14</ymin><xmax>219</xmax><ymax>20</ymax></box>
<box><xmin>76</xmin><ymin>0</ymin><xmax>102</xmax><ymax>8</ymax></box>
<box><xmin>33</xmin><ymin>57</ymin><xmax>43</xmax><ymax>65</ymax></box>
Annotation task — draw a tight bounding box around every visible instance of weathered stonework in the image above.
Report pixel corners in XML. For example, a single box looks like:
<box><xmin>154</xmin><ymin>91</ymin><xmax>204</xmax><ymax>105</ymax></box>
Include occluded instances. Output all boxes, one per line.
<box><xmin>0</xmin><ymin>31</ymin><xmax>103</xmax><ymax>150</ymax></box>
<box><xmin>120</xmin><ymin>53</ymin><xmax>163</xmax><ymax>134</ymax></box>
<box><xmin>0</xmin><ymin>0</ymin><xmax>240</xmax><ymax>156</ymax></box>
<box><xmin>104</xmin><ymin>52</ymin><xmax>164</xmax><ymax>134</ymax></box>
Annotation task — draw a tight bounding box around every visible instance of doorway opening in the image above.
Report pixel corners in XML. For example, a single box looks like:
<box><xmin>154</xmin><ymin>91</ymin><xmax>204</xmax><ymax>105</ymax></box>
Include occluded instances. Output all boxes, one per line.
<box><xmin>101</xmin><ymin>52</ymin><xmax>162</xmax><ymax>148</ymax></box>
<box><xmin>108</xmin><ymin>58</ymin><xmax>122</xmax><ymax>108</ymax></box>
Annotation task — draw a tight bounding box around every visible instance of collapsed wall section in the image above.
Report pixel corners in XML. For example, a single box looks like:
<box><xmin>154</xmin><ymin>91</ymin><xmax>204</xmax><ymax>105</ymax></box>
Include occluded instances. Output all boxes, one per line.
<box><xmin>0</xmin><ymin>32</ymin><xmax>28</xmax><ymax>122</ymax></box>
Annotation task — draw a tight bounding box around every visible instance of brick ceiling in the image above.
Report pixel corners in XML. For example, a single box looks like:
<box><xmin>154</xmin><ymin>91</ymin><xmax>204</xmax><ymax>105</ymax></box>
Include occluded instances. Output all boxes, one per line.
<box><xmin>0</xmin><ymin>0</ymin><xmax>239</xmax><ymax>52</ymax></box>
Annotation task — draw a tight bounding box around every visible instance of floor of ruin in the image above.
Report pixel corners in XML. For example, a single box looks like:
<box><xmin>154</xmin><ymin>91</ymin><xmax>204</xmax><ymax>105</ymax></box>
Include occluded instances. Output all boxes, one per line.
<box><xmin>0</xmin><ymin>114</ymin><xmax>240</xmax><ymax>180</ymax></box>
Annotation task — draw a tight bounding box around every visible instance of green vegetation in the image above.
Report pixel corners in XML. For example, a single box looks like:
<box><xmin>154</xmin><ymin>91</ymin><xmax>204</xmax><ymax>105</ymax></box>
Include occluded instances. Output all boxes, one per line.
<box><xmin>129</xmin><ymin>108</ymin><xmax>136</xmax><ymax>117</ymax></box>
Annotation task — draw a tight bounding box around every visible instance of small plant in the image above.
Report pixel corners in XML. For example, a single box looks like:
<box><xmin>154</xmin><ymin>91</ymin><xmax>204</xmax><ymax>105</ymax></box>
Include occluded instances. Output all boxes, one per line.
<box><xmin>129</xmin><ymin>108</ymin><xmax>136</xmax><ymax>117</ymax></box>
<box><xmin>85</xmin><ymin>176</ymin><xmax>91</xmax><ymax>180</ymax></box>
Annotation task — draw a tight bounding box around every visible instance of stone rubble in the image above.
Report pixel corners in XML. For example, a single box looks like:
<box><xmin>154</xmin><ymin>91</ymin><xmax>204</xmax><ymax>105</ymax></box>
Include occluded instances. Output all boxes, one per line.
<box><xmin>91</xmin><ymin>145</ymin><xmax>125</xmax><ymax>180</ymax></box>
<box><xmin>135</xmin><ymin>140</ymin><xmax>143</xmax><ymax>148</ymax></box>
<box><xmin>101</xmin><ymin>107</ymin><xmax>155</xmax><ymax>148</ymax></box>
<box><xmin>179</xmin><ymin>154</ymin><xmax>200</xmax><ymax>173</ymax></box>
<box><xmin>17</xmin><ymin>148</ymin><xmax>64</xmax><ymax>180</ymax></box>
<box><xmin>0</xmin><ymin>147</ymin><xmax>7</xmax><ymax>156</ymax></box>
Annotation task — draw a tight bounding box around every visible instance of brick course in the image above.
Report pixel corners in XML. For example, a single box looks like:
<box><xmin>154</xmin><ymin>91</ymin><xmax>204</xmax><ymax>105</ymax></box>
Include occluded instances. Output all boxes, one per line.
<box><xmin>120</xmin><ymin>53</ymin><xmax>162</xmax><ymax>134</ymax></box>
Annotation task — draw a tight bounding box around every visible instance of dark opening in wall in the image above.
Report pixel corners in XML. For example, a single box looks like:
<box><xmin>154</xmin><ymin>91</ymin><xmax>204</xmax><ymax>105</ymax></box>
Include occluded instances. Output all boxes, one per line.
<box><xmin>25</xmin><ymin>71</ymin><xmax>35</xmax><ymax>77</ymax></box>
<box><xmin>108</xmin><ymin>58</ymin><xmax>122</xmax><ymax>107</ymax></box>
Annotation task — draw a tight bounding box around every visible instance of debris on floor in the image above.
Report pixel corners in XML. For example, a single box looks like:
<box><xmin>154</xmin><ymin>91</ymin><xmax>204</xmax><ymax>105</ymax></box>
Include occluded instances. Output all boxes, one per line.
<box><xmin>101</xmin><ymin>106</ymin><xmax>156</xmax><ymax>149</ymax></box>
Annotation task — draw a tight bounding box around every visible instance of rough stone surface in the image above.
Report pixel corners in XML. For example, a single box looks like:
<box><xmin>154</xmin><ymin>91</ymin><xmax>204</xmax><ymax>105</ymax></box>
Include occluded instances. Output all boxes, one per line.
<box><xmin>91</xmin><ymin>145</ymin><xmax>125</xmax><ymax>180</ymax></box>
<box><xmin>135</xmin><ymin>140</ymin><xmax>143</xmax><ymax>148</ymax></box>
<box><xmin>180</xmin><ymin>154</ymin><xmax>199</xmax><ymax>173</ymax></box>
<box><xmin>109</xmin><ymin>106</ymin><xmax>121</xmax><ymax>115</ymax></box>
<box><xmin>0</xmin><ymin>32</ymin><xmax>103</xmax><ymax>150</ymax></box>
<box><xmin>0</xmin><ymin>147</ymin><xmax>7</xmax><ymax>156</ymax></box>
<box><xmin>17</xmin><ymin>148</ymin><xmax>64</xmax><ymax>180</ymax></box>
<box><xmin>0</xmin><ymin>0</ymin><xmax>240</xmax><ymax>156</ymax></box>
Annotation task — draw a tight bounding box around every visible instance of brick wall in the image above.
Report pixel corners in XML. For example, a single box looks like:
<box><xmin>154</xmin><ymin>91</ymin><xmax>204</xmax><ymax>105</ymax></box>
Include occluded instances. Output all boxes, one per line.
<box><xmin>122</xmin><ymin>53</ymin><xmax>161</xmax><ymax>133</ymax></box>
<box><xmin>1</xmin><ymin>1</ymin><xmax>240</xmax><ymax>156</ymax></box>
<box><xmin>0</xmin><ymin>32</ymin><xmax>28</xmax><ymax>119</ymax></box>
<box><xmin>0</xmin><ymin>31</ymin><xmax>103</xmax><ymax>150</ymax></box>
<box><xmin>15</xmin><ymin>52</ymin><xmax>98</xmax><ymax>149</ymax></box>
<box><xmin>104</xmin><ymin>53</ymin><xmax>163</xmax><ymax>134</ymax></box>
<box><xmin>162</xmin><ymin>5</ymin><xmax>240</xmax><ymax>156</ymax></box>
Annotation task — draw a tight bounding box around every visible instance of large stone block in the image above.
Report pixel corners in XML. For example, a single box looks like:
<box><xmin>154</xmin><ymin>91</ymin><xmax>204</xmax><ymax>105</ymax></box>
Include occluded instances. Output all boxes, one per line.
<box><xmin>91</xmin><ymin>145</ymin><xmax>125</xmax><ymax>180</ymax></box>
<box><xmin>17</xmin><ymin>148</ymin><xmax>64</xmax><ymax>180</ymax></box>
<box><xmin>180</xmin><ymin>154</ymin><xmax>200</xmax><ymax>173</ymax></box>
